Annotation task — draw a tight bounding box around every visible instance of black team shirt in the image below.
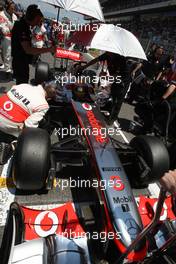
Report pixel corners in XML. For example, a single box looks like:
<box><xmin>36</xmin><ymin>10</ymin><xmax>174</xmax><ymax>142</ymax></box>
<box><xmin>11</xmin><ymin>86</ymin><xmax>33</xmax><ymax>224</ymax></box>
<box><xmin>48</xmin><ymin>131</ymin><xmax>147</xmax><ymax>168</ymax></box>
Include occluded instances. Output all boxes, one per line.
<box><xmin>11</xmin><ymin>17</ymin><xmax>33</xmax><ymax>63</ymax></box>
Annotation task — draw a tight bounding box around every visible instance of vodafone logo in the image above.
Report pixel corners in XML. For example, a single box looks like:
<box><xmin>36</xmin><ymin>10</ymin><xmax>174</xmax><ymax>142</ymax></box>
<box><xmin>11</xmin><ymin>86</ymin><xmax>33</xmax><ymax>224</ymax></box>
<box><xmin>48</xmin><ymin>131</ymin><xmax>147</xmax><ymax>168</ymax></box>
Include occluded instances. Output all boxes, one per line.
<box><xmin>56</xmin><ymin>48</ymin><xmax>80</xmax><ymax>61</ymax></box>
<box><xmin>110</xmin><ymin>175</ymin><xmax>125</xmax><ymax>191</ymax></box>
<box><xmin>153</xmin><ymin>202</ymin><xmax>167</xmax><ymax>221</ymax></box>
<box><xmin>3</xmin><ymin>101</ymin><xmax>13</xmax><ymax>111</ymax></box>
<box><xmin>82</xmin><ymin>103</ymin><xmax>92</xmax><ymax>111</ymax></box>
<box><xmin>34</xmin><ymin>211</ymin><xmax>59</xmax><ymax>237</ymax></box>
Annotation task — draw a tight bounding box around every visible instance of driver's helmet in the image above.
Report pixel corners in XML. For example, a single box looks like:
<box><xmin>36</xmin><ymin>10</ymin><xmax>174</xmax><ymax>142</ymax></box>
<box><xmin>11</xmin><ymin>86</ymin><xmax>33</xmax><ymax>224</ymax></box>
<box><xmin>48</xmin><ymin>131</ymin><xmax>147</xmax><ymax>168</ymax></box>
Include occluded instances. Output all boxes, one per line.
<box><xmin>74</xmin><ymin>84</ymin><xmax>87</xmax><ymax>99</ymax></box>
<box><xmin>96</xmin><ymin>91</ymin><xmax>110</xmax><ymax>107</ymax></box>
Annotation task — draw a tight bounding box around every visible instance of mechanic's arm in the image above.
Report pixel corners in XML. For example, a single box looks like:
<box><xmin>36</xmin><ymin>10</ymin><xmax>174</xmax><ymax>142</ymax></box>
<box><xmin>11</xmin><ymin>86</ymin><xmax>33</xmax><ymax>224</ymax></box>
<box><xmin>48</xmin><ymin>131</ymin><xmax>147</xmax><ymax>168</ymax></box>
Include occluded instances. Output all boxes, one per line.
<box><xmin>162</xmin><ymin>84</ymin><xmax>176</xmax><ymax>100</ymax></box>
<box><xmin>21</xmin><ymin>40</ymin><xmax>55</xmax><ymax>55</ymax></box>
<box><xmin>159</xmin><ymin>170</ymin><xmax>176</xmax><ymax>193</ymax></box>
<box><xmin>24</xmin><ymin>108</ymin><xmax>49</xmax><ymax>128</ymax></box>
<box><xmin>155</xmin><ymin>71</ymin><xmax>163</xmax><ymax>81</ymax></box>
<box><xmin>131</xmin><ymin>63</ymin><xmax>142</xmax><ymax>78</ymax></box>
<box><xmin>80</xmin><ymin>56</ymin><xmax>101</xmax><ymax>71</ymax></box>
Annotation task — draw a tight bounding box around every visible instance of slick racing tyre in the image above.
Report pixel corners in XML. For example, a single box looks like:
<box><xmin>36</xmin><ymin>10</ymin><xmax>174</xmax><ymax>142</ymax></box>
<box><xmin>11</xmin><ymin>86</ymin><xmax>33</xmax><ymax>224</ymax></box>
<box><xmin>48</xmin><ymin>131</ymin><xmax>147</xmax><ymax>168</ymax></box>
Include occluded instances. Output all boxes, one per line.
<box><xmin>13</xmin><ymin>128</ymin><xmax>51</xmax><ymax>190</ymax></box>
<box><xmin>130</xmin><ymin>135</ymin><xmax>169</xmax><ymax>184</ymax></box>
<box><xmin>35</xmin><ymin>61</ymin><xmax>49</xmax><ymax>84</ymax></box>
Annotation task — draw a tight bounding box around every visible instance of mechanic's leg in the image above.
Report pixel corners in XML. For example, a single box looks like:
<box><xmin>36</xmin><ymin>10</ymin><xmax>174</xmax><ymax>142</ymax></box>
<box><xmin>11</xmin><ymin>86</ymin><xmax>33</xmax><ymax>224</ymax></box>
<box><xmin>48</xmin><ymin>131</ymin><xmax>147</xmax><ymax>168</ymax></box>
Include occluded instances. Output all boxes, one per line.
<box><xmin>12</xmin><ymin>58</ymin><xmax>29</xmax><ymax>84</ymax></box>
<box><xmin>0</xmin><ymin>130</ymin><xmax>16</xmax><ymax>165</ymax></box>
<box><xmin>1</xmin><ymin>37</ymin><xmax>11</xmax><ymax>73</ymax></box>
<box><xmin>16</xmin><ymin>75</ymin><xmax>29</xmax><ymax>85</ymax></box>
<box><xmin>110</xmin><ymin>82</ymin><xmax>128</xmax><ymax>122</ymax></box>
<box><xmin>134</xmin><ymin>101</ymin><xmax>154</xmax><ymax>134</ymax></box>
<box><xmin>3</xmin><ymin>38</ymin><xmax>11</xmax><ymax>72</ymax></box>
<box><xmin>126</xmin><ymin>82</ymin><xmax>139</xmax><ymax>103</ymax></box>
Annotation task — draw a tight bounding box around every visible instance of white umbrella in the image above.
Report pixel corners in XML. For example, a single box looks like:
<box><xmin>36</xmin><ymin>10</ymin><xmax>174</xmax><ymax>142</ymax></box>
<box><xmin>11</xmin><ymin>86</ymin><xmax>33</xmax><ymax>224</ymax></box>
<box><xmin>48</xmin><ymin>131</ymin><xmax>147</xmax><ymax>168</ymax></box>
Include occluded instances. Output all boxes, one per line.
<box><xmin>40</xmin><ymin>0</ymin><xmax>105</xmax><ymax>22</ymax></box>
<box><xmin>90</xmin><ymin>24</ymin><xmax>147</xmax><ymax>60</ymax></box>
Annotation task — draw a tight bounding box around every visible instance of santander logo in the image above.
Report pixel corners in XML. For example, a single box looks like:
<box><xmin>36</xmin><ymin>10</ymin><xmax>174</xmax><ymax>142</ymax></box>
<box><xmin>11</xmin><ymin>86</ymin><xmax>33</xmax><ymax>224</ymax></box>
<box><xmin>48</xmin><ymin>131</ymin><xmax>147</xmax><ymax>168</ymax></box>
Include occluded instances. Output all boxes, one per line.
<box><xmin>34</xmin><ymin>211</ymin><xmax>59</xmax><ymax>237</ymax></box>
<box><xmin>110</xmin><ymin>175</ymin><xmax>125</xmax><ymax>191</ymax></box>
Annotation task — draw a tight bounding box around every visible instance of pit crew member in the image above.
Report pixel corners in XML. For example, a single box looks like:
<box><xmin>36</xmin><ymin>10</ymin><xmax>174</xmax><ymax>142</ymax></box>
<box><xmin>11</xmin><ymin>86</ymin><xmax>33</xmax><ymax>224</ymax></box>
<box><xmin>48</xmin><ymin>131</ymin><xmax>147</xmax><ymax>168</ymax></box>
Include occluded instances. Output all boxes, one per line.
<box><xmin>0</xmin><ymin>81</ymin><xmax>56</xmax><ymax>164</ymax></box>
<box><xmin>0</xmin><ymin>0</ymin><xmax>17</xmax><ymax>80</ymax></box>
<box><xmin>11</xmin><ymin>5</ymin><xmax>55</xmax><ymax>84</ymax></box>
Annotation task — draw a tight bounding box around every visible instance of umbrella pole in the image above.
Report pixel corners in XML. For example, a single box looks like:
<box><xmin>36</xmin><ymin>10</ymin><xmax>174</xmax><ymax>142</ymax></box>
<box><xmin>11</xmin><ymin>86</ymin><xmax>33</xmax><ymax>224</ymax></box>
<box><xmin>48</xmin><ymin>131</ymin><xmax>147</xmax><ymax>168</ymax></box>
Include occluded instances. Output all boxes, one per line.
<box><xmin>57</xmin><ymin>7</ymin><xmax>60</xmax><ymax>23</ymax></box>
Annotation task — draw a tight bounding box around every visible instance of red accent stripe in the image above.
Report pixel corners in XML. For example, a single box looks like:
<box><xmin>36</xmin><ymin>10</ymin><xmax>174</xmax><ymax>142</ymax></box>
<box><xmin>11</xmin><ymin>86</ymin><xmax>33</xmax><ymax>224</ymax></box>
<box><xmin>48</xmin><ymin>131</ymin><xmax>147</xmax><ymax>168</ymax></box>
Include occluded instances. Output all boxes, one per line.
<box><xmin>33</xmin><ymin>104</ymin><xmax>48</xmax><ymax>111</ymax></box>
<box><xmin>4</xmin><ymin>33</ymin><xmax>11</xmax><ymax>37</ymax></box>
<box><xmin>71</xmin><ymin>101</ymin><xmax>147</xmax><ymax>261</ymax></box>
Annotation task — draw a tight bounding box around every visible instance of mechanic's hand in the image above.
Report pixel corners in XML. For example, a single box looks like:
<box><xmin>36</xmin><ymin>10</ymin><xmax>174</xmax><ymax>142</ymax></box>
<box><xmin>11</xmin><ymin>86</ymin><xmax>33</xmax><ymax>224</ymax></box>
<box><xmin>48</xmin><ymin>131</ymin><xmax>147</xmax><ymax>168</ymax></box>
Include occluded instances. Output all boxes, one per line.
<box><xmin>131</xmin><ymin>70</ymin><xmax>136</xmax><ymax>79</ymax></box>
<box><xmin>159</xmin><ymin>170</ymin><xmax>176</xmax><ymax>193</ymax></box>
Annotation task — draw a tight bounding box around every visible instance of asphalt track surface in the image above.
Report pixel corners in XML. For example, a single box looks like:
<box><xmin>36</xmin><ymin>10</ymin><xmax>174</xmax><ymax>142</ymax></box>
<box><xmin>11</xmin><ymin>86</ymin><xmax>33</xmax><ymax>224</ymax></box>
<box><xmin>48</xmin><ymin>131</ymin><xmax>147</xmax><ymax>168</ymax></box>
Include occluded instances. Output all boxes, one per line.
<box><xmin>0</xmin><ymin>53</ymin><xmax>156</xmax><ymax>251</ymax></box>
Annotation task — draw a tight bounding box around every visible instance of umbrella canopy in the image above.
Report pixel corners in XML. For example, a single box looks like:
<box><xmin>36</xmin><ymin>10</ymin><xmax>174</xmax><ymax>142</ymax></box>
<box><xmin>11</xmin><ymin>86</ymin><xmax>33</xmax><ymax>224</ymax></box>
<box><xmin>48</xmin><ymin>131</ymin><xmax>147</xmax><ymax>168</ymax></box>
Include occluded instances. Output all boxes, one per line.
<box><xmin>67</xmin><ymin>24</ymin><xmax>147</xmax><ymax>60</ymax></box>
<box><xmin>40</xmin><ymin>0</ymin><xmax>105</xmax><ymax>22</ymax></box>
<box><xmin>66</xmin><ymin>24</ymin><xmax>97</xmax><ymax>46</ymax></box>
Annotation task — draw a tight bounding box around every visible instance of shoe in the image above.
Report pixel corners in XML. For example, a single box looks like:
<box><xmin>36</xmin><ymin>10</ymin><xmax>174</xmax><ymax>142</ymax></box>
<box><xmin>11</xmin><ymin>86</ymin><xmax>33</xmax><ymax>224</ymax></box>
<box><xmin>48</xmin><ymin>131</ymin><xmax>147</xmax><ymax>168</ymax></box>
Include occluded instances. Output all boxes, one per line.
<box><xmin>0</xmin><ymin>142</ymin><xmax>13</xmax><ymax>165</ymax></box>
<box><xmin>0</xmin><ymin>63</ymin><xmax>4</xmax><ymax>69</ymax></box>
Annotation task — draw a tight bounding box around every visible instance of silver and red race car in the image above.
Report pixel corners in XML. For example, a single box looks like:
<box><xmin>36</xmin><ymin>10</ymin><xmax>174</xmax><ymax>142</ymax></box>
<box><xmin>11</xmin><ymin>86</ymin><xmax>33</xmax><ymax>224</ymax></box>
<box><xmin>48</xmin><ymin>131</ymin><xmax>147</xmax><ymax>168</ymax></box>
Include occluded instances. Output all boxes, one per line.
<box><xmin>2</xmin><ymin>62</ymin><xmax>176</xmax><ymax>263</ymax></box>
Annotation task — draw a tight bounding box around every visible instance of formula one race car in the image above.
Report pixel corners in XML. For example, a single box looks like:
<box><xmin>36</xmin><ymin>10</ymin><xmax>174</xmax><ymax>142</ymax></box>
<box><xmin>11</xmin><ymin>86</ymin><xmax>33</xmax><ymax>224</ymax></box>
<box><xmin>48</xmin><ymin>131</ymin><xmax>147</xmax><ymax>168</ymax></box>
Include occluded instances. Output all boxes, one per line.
<box><xmin>0</xmin><ymin>202</ymin><xmax>93</xmax><ymax>264</ymax></box>
<box><xmin>7</xmin><ymin>62</ymin><xmax>176</xmax><ymax>263</ymax></box>
<box><xmin>1</xmin><ymin>193</ymin><xmax>176</xmax><ymax>264</ymax></box>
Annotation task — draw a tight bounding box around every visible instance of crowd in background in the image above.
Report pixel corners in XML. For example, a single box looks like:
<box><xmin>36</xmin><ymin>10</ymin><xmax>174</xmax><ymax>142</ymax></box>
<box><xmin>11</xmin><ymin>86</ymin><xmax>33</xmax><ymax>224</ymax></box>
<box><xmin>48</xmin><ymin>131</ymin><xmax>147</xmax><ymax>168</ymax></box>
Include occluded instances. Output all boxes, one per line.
<box><xmin>120</xmin><ymin>18</ymin><xmax>176</xmax><ymax>51</ymax></box>
<box><xmin>102</xmin><ymin>0</ymin><xmax>176</xmax><ymax>54</ymax></box>
<box><xmin>103</xmin><ymin>0</ymin><xmax>170</xmax><ymax>13</ymax></box>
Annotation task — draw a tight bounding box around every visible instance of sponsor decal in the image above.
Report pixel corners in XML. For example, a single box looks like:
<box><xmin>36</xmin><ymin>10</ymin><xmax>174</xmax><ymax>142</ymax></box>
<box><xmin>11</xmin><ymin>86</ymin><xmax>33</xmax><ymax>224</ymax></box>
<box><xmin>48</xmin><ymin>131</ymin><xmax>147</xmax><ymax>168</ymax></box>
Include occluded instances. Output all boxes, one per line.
<box><xmin>3</xmin><ymin>101</ymin><xmax>13</xmax><ymax>111</ymax></box>
<box><xmin>125</xmin><ymin>218</ymin><xmax>140</xmax><ymax>238</ymax></box>
<box><xmin>34</xmin><ymin>211</ymin><xmax>59</xmax><ymax>237</ymax></box>
<box><xmin>121</xmin><ymin>204</ymin><xmax>130</xmax><ymax>212</ymax></box>
<box><xmin>55</xmin><ymin>47</ymin><xmax>81</xmax><ymax>61</ymax></box>
<box><xmin>138</xmin><ymin>196</ymin><xmax>175</xmax><ymax>227</ymax></box>
<box><xmin>10</xmin><ymin>88</ymin><xmax>30</xmax><ymax>106</ymax></box>
<box><xmin>86</xmin><ymin>110</ymin><xmax>108</xmax><ymax>143</ymax></box>
<box><xmin>82</xmin><ymin>103</ymin><xmax>92</xmax><ymax>111</ymax></box>
<box><xmin>113</xmin><ymin>196</ymin><xmax>132</xmax><ymax>204</ymax></box>
<box><xmin>82</xmin><ymin>103</ymin><xmax>108</xmax><ymax>144</ymax></box>
<box><xmin>23</xmin><ymin>203</ymin><xmax>85</xmax><ymax>240</ymax></box>
<box><xmin>110</xmin><ymin>175</ymin><xmax>125</xmax><ymax>191</ymax></box>
<box><xmin>102</xmin><ymin>167</ymin><xmax>121</xmax><ymax>172</ymax></box>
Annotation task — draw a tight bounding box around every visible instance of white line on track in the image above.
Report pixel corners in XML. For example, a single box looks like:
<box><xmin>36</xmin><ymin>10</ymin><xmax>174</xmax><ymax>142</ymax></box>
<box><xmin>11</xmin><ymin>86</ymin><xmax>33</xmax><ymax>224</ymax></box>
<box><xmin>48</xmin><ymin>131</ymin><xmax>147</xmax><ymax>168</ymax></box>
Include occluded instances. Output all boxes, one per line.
<box><xmin>0</xmin><ymin>158</ymin><xmax>15</xmax><ymax>226</ymax></box>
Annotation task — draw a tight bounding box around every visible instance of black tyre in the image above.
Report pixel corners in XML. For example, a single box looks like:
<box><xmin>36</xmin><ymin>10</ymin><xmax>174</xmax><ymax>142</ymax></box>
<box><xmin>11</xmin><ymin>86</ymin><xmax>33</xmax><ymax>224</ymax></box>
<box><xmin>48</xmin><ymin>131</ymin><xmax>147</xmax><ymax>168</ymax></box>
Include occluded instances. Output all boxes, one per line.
<box><xmin>0</xmin><ymin>202</ymin><xmax>24</xmax><ymax>264</ymax></box>
<box><xmin>35</xmin><ymin>61</ymin><xmax>49</xmax><ymax>84</ymax></box>
<box><xmin>130</xmin><ymin>135</ymin><xmax>169</xmax><ymax>183</ymax></box>
<box><xmin>13</xmin><ymin>128</ymin><xmax>51</xmax><ymax>190</ymax></box>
